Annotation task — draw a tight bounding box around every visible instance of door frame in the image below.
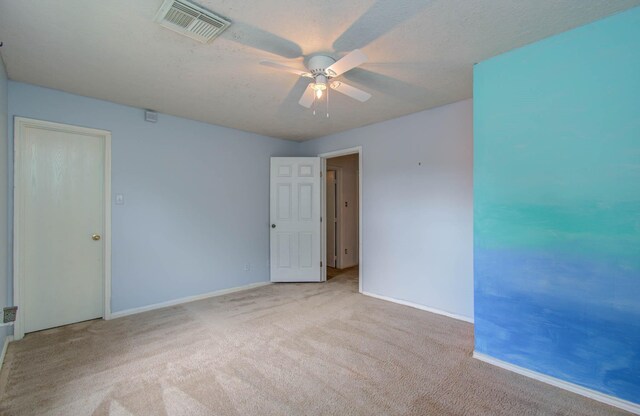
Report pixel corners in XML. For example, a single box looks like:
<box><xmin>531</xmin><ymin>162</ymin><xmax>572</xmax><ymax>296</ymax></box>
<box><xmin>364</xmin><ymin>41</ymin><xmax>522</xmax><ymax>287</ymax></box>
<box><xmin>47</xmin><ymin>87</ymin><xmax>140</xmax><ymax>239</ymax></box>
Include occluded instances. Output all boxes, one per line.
<box><xmin>13</xmin><ymin>117</ymin><xmax>112</xmax><ymax>340</ymax></box>
<box><xmin>319</xmin><ymin>146</ymin><xmax>362</xmax><ymax>293</ymax></box>
<box><xmin>326</xmin><ymin>166</ymin><xmax>342</xmax><ymax>269</ymax></box>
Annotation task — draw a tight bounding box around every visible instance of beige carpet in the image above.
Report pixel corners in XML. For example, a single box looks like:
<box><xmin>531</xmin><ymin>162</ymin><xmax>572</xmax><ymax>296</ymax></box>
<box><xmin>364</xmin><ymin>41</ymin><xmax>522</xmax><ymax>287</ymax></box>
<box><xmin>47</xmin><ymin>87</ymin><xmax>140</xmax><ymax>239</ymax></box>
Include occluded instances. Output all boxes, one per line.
<box><xmin>326</xmin><ymin>265</ymin><xmax>358</xmax><ymax>280</ymax></box>
<box><xmin>0</xmin><ymin>268</ymin><xmax>631</xmax><ymax>415</ymax></box>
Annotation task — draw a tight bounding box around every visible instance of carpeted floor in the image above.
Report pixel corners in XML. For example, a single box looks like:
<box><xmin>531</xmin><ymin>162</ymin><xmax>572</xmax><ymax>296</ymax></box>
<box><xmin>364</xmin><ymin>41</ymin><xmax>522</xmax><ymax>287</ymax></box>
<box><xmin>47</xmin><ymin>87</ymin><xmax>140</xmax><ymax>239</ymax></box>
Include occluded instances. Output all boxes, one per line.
<box><xmin>326</xmin><ymin>265</ymin><xmax>357</xmax><ymax>280</ymax></box>
<box><xmin>0</xmin><ymin>268</ymin><xmax>631</xmax><ymax>415</ymax></box>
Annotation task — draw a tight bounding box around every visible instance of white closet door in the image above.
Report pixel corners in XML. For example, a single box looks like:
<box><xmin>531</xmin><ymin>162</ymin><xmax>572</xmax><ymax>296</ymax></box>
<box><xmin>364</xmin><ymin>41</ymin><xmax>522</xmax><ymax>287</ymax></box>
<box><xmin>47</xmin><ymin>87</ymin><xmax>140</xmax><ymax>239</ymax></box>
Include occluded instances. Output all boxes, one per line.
<box><xmin>16</xmin><ymin>118</ymin><xmax>107</xmax><ymax>333</ymax></box>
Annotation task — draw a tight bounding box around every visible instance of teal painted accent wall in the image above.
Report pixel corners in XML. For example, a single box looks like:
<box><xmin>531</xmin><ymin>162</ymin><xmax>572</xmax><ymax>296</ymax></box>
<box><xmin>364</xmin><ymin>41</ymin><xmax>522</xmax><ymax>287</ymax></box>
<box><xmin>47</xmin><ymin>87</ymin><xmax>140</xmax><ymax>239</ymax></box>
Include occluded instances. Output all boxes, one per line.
<box><xmin>474</xmin><ymin>7</ymin><xmax>640</xmax><ymax>403</ymax></box>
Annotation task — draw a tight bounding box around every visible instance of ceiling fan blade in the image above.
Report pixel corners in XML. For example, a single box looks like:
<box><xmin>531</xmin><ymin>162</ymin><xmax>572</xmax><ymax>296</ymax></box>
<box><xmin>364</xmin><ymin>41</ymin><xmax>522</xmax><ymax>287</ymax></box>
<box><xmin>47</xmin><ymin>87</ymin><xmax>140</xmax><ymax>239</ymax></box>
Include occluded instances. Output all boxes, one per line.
<box><xmin>330</xmin><ymin>81</ymin><xmax>371</xmax><ymax>102</ymax></box>
<box><xmin>260</xmin><ymin>60</ymin><xmax>311</xmax><ymax>77</ymax></box>
<box><xmin>228</xmin><ymin>23</ymin><xmax>303</xmax><ymax>59</ymax></box>
<box><xmin>299</xmin><ymin>84</ymin><xmax>316</xmax><ymax>108</ymax></box>
<box><xmin>332</xmin><ymin>2</ymin><xmax>431</xmax><ymax>53</ymax></box>
<box><xmin>326</xmin><ymin>49</ymin><xmax>368</xmax><ymax>77</ymax></box>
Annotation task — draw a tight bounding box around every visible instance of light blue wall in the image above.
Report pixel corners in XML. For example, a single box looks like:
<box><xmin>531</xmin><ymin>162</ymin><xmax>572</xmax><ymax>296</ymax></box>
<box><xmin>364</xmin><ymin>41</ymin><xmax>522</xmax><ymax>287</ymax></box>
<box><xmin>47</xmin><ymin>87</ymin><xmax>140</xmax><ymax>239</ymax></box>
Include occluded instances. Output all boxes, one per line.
<box><xmin>474</xmin><ymin>7</ymin><xmax>640</xmax><ymax>403</ymax></box>
<box><xmin>8</xmin><ymin>82</ymin><xmax>298</xmax><ymax>313</ymax></box>
<box><xmin>0</xmin><ymin>56</ymin><xmax>9</xmax><ymax>346</ymax></box>
<box><xmin>300</xmin><ymin>100</ymin><xmax>474</xmax><ymax>320</ymax></box>
<box><xmin>6</xmin><ymin>81</ymin><xmax>474</xmax><ymax>326</ymax></box>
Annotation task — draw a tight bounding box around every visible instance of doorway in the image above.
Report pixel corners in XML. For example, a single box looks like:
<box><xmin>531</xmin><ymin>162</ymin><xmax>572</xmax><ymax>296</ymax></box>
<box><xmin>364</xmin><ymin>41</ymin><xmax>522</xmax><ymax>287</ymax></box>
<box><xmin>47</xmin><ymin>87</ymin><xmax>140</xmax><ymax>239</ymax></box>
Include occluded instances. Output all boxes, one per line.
<box><xmin>321</xmin><ymin>148</ymin><xmax>361</xmax><ymax>288</ymax></box>
<box><xmin>13</xmin><ymin>117</ymin><xmax>112</xmax><ymax>340</ymax></box>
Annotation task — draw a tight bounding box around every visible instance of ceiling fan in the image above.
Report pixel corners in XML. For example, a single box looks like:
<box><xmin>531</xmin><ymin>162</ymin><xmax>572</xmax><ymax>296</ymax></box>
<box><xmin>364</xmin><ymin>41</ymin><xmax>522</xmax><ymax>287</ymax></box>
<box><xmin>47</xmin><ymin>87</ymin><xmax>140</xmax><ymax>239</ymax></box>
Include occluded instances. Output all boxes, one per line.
<box><xmin>260</xmin><ymin>50</ymin><xmax>372</xmax><ymax>109</ymax></box>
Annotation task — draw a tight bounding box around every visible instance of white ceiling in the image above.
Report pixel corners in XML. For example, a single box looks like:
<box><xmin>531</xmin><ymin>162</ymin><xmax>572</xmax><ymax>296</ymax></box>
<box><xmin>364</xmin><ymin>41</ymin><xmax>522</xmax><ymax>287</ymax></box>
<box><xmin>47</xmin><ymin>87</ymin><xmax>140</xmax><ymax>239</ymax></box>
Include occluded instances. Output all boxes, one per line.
<box><xmin>1</xmin><ymin>1</ymin><xmax>639</xmax><ymax>141</ymax></box>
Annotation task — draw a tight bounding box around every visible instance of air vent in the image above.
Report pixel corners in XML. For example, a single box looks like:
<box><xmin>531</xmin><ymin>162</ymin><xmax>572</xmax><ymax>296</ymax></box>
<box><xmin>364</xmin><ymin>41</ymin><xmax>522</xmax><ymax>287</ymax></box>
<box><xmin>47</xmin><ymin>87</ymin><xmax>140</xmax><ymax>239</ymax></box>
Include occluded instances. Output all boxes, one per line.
<box><xmin>155</xmin><ymin>0</ymin><xmax>231</xmax><ymax>43</ymax></box>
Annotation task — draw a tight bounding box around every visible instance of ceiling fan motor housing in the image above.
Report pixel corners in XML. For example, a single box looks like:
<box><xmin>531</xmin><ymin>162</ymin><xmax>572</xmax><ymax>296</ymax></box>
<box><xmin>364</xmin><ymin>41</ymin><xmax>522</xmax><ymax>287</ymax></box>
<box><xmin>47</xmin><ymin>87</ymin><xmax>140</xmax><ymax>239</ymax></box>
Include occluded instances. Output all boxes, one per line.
<box><xmin>308</xmin><ymin>55</ymin><xmax>336</xmax><ymax>77</ymax></box>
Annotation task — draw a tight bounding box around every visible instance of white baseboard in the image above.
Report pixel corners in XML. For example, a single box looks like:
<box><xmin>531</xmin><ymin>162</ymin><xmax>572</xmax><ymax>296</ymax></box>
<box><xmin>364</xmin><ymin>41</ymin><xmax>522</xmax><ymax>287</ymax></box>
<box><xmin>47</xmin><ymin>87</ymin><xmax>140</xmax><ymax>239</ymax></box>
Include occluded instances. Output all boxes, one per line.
<box><xmin>0</xmin><ymin>335</ymin><xmax>14</xmax><ymax>372</ymax></box>
<box><xmin>473</xmin><ymin>352</ymin><xmax>640</xmax><ymax>415</ymax></box>
<box><xmin>361</xmin><ymin>291</ymin><xmax>474</xmax><ymax>323</ymax></box>
<box><xmin>110</xmin><ymin>281</ymin><xmax>271</xmax><ymax>319</ymax></box>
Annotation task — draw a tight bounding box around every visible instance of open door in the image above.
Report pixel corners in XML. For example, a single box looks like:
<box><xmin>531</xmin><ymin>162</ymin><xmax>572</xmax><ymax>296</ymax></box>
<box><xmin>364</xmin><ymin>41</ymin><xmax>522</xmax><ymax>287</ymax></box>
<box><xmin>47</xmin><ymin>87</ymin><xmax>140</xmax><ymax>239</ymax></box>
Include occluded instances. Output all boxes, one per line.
<box><xmin>270</xmin><ymin>157</ymin><xmax>321</xmax><ymax>282</ymax></box>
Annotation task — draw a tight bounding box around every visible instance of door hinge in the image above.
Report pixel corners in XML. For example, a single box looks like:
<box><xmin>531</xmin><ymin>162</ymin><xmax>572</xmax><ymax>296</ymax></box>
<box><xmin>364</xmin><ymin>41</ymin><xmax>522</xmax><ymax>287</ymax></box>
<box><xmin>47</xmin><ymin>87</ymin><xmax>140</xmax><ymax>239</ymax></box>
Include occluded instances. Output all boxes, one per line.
<box><xmin>320</xmin><ymin>171</ymin><xmax>323</xmax><ymax>177</ymax></box>
<box><xmin>320</xmin><ymin>261</ymin><xmax>323</xmax><ymax>267</ymax></box>
<box><xmin>320</xmin><ymin>216</ymin><xmax>322</xmax><ymax>222</ymax></box>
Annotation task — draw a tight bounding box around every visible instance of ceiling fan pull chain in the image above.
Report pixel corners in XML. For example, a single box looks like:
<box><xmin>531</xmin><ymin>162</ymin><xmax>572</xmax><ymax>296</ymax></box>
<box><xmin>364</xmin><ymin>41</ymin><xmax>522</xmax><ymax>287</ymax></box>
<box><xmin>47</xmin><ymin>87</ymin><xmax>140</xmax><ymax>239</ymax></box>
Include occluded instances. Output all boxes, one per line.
<box><xmin>326</xmin><ymin>87</ymin><xmax>330</xmax><ymax>118</ymax></box>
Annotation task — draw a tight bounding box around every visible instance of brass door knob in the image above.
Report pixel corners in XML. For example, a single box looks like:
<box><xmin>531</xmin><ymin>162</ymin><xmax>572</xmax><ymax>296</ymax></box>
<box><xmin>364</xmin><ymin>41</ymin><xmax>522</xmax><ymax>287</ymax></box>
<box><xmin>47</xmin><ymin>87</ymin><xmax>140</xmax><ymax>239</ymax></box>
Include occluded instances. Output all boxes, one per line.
<box><xmin>92</xmin><ymin>234</ymin><xmax>101</xmax><ymax>241</ymax></box>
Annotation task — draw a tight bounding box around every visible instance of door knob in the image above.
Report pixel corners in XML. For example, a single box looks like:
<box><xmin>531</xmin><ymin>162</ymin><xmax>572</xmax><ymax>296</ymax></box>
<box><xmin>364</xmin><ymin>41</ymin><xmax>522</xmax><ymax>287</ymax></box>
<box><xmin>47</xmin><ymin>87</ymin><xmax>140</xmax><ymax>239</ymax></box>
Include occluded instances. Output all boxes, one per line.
<box><xmin>271</xmin><ymin>224</ymin><xmax>276</xmax><ymax>228</ymax></box>
<box><xmin>92</xmin><ymin>234</ymin><xmax>101</xmax><ymax>241</ymax></box>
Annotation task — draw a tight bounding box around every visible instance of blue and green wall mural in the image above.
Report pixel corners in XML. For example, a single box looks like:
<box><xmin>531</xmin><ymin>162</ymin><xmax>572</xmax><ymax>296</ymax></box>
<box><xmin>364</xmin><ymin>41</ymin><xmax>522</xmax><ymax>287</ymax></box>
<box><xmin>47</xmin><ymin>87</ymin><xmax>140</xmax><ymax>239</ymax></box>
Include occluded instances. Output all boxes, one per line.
<box><xmin>474</xmin><ymin>7</ymin><xmax>640</xmax><ymax>404</ymax></box>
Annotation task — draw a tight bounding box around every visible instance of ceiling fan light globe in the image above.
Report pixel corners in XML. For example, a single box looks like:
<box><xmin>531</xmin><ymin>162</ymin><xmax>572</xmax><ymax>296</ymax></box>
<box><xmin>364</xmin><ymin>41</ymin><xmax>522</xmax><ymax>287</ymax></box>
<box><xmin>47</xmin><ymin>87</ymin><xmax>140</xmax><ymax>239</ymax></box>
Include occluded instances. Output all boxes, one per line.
<box><xmin>312</xmin><ymin>74</ymin><xmax>328</xmax><ymax>90</ymax></box>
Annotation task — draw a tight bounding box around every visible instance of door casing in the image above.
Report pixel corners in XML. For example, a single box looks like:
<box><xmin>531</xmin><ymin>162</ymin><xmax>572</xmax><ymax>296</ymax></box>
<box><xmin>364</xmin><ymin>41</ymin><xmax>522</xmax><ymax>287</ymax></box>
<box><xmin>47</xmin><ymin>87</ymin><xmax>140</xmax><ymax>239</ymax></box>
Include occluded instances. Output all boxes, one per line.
<box><xmin>326</xmin><ymin>167</ymin><xmax>340</xmax><ymax>268</ymax></box>
<box><xmin>13</xmin><ymin>117</ymin><xmax>112</xmax><ymax>340</ymax></box>
<box><xmin>324</xmin><ymin>166</ymin><xmax>344</xmax><ymax>269</ymax></box>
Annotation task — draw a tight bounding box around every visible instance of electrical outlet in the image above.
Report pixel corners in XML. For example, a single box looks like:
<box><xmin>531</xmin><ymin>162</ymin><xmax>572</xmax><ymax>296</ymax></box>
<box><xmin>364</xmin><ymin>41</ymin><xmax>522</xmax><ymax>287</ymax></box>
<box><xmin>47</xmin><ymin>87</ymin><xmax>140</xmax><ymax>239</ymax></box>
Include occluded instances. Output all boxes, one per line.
<box><xmin>3</xmin><ymin>306</ymin><xmax>17</xmax><ymax>323</ymax></box>
<box><xmin>244</xmin><ymin>263</ymin><xmax>251</xmax><ymax>272</ymax></box>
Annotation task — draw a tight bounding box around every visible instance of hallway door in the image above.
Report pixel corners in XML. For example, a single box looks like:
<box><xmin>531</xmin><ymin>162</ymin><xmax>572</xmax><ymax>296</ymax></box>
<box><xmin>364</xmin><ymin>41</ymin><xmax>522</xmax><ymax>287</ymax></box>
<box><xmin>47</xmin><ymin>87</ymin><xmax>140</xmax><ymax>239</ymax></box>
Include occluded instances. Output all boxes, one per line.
<box><xmin>270</xmin><ymin>157</ymin><xmax>321</xmax><ymax>282</ymax></box>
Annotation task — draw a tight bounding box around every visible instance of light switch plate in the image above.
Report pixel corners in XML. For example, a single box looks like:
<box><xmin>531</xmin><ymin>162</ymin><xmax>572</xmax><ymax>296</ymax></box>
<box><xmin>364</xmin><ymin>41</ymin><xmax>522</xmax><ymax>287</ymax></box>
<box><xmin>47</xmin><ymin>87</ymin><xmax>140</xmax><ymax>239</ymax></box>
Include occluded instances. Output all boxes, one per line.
<box><xmin>115</xmin><ymin>194</ymin><xmax>124</xmax><ymax>205</ymax></box>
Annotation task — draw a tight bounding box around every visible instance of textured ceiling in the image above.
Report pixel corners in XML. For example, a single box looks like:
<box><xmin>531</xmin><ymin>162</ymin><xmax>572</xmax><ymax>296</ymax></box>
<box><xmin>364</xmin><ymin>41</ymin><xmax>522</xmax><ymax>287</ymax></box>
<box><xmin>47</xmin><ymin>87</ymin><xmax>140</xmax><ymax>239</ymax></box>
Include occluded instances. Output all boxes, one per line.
<box><xmin>1</xmin><ymin>1</ymin><xmax>639</xmax><ymax>141</ymax></box>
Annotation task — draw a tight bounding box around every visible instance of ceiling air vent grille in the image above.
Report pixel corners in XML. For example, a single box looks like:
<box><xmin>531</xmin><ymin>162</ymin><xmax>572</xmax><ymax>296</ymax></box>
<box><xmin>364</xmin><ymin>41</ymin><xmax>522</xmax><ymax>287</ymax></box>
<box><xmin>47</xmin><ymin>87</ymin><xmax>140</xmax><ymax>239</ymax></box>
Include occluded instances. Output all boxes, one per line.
<box><xmin>155</xmin><ymin>0</ymin><xmax>231</xmax><ymax>43</ymax></box>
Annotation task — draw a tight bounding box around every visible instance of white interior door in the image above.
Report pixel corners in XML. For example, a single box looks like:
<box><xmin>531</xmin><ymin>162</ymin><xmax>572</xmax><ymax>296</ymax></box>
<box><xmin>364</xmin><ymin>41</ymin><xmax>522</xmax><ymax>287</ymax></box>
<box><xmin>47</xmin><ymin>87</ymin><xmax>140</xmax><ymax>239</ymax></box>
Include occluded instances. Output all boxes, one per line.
<box><xmin>270</xmin><ymin>157</ymin><xmax>321</xmax><ymax>282</ymax></box>
<box><xmin>15</xmin><ymin>118</ymin><xmax>108</xmax><ymax>334</ymax></box>
<box><xmin>326</xmin><ymin>169</ymin><xmax>338</xmax><ymax>268</ymax></box>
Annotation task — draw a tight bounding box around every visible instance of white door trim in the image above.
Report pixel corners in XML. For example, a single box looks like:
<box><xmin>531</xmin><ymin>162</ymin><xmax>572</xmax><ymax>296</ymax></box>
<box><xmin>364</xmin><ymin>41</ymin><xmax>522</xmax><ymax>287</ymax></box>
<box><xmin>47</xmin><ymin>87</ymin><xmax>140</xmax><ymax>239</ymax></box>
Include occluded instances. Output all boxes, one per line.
<box><xmin>319</xmin><ymin>146</ymin><xmax>362</xmax><ymax>293</ymax></box>
<box><xmin>13</xmin><ymin>117</ymin><xmax>112</xmax><ymax>340</ymax></box>
<box><xmin>326</xmin><ymin>166</ymin><xmax>342</xmax><ymax>269</ymax></box>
